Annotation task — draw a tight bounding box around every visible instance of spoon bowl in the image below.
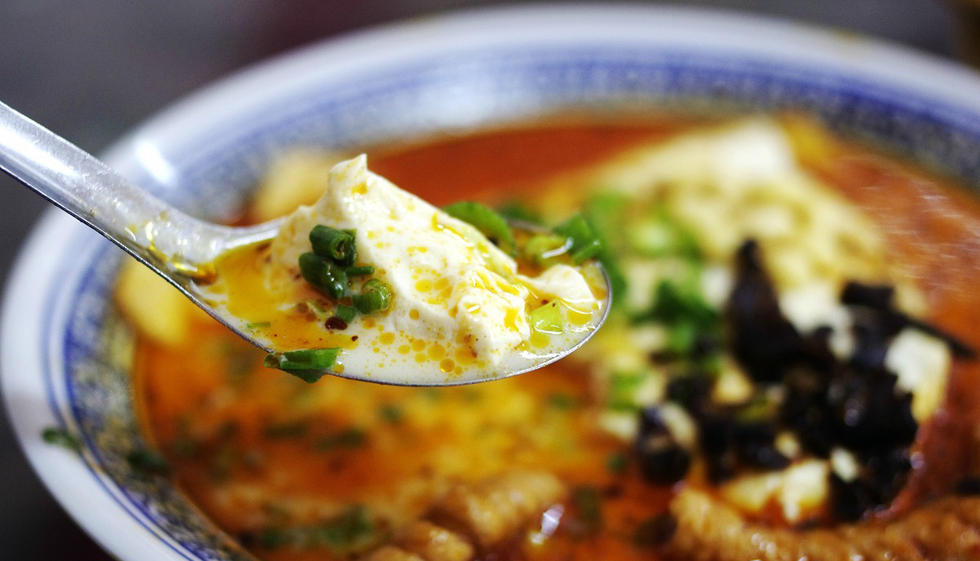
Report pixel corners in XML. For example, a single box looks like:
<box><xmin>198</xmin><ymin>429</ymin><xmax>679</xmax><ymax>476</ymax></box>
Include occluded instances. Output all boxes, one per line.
<box><xmin>0</xmin><ymin>100</ymin><xmax>610</xmax><ymax>385</ymax></box>
<box><xmin>0</xmin><ymin>101</ymin><xmax>285</xmax><ymax>350</ymax></box>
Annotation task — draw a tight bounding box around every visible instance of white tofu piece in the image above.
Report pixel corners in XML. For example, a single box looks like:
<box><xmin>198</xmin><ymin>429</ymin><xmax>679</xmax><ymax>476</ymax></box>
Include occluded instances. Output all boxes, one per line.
<box><xmin>886</xmin><ymin>328</ymin><xmax>951</xmax><ymax>421</ymax></box>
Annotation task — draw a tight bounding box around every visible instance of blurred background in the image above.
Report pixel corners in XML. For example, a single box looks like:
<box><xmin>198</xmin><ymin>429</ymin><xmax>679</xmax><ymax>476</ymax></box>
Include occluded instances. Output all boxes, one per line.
<box><xmin>0</xmin><ymin>0</ymin><xmax>977</xmax><ymax>556</ymax></box>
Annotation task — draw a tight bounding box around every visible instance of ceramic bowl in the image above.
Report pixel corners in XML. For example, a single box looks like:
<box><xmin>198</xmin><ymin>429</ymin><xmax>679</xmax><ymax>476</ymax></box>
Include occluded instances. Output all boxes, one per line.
<box><xmin>4</xmin><ymin>5</ymin><xmax>980</xmax><ymax>560</ymax></box>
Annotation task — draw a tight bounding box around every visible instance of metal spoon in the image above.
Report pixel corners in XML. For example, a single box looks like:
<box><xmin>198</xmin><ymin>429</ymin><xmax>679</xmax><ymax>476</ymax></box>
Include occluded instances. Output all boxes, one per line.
<box><xmin>0</xmin><ymin>100</ymin><xmax>610</xmax><ymax>385</ymax></box>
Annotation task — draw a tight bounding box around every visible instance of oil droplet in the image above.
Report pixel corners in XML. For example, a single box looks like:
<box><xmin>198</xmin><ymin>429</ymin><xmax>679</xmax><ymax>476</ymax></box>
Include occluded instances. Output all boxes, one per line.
<box><xmin>414</xmin><ymin>352</ymin><xmax>427</xmax><ymax>363</ymax></box>
<box><xmin>398</xmin><ymin>344</ymin><xmax>411</xmax><ymax>354</ymax></box>
<box><xmin>409</xmin><ymin>309</ymin><xmax>420</xmax><ymax>320</ymax></box>
<box><xmin>412</xmin><ymin>340</ymin><xmax>426</xmax><ymax>351</ymax></box>
<box><xmin>363</xmin><ymin>318</ymin><xmax>376</xmax><ymax>329</ymax></box>
<box><xmin>440</xmin><ymin>359</ymin><xmax>455</xmax><ymax>373</ymax></box>
<box><xmin>498</xmin><ymin>280</ymin><xmax>521</xmax><ymax>296</ymax></box>
<box><xmin>504</xmin><ymin>308</ymin><xmax>519</xmax><ymax>331</ymax></box>
<box><xmin>455</xmin><ymin>347</ymin><xmax>476</xmax><ymax>365</ymax></box>
<box><xmin>566</xmin><ymin>306</ymin><xmax>593</xmax><ymax>326</ymax></box>
<box><xmin>529</xmin><ymin>330</ymin><xmax>550</xmax><ymax>348</ymax></box>
<box><xmin>379</xmin><ymin>332</ymin><xmax>395</xmax><ymax>345</ymax></box>
<box><xmin>436</xmin><ymin>287</ymin><xmax>452</xmax><ymax>304</ymax></box>
<box><xmin>427</xmin><ymin>343</ymin><xmax>446</xmax><ymax>360</ymax></box>
<box><xmin>415</xmin><ymin>279</ymin><xmax>433</xmax><ymax>292</ymax></box>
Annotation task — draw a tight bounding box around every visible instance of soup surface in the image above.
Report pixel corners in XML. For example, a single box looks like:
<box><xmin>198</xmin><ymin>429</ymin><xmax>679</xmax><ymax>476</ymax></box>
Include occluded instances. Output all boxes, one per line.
<box><xmin>124</xmin><ymin>115</ymin><xmax>980</xmax><ymax>561</ymax></box>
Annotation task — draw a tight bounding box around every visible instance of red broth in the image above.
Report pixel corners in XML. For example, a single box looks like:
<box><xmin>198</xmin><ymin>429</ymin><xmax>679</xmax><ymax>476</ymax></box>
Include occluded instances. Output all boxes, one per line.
<box><xmin>133</xmin><ymin>117</ymin><xmax>980</xmax><ymax>561</ymax></box>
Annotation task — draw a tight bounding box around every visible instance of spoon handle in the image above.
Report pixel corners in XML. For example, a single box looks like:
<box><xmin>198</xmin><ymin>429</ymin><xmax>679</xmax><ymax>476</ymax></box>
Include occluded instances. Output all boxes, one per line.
<box><xmin>0</xmin><ymin>100</ymin><xmax>232</xmax><ymax>275</ymax></box>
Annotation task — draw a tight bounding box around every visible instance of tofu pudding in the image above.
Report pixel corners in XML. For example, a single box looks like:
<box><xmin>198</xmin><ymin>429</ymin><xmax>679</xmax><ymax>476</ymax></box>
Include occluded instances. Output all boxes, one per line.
<box><xmin>200</xmin><ymin>155</ymin><xmax>607</xmax><ymax>384</ymax></box>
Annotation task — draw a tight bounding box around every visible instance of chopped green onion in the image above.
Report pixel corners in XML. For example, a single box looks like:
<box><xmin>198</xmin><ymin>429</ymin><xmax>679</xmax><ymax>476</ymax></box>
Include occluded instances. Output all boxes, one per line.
<box><xmin>219</xmin><ymin>340</ymin><xmax>258</xmax><ymax>384</ymax></box>
<box><xmin>126</xmin><ymin>445</ymin><xmax>171</xmax><ymax>475</ymax></box>
<box><xmin>570</xmin><ymin>485</ymin><xmax>604</xmax><ymax>536</ymax></box>
<box><xmin>735</xmin><ymin>393</ymin><xmax>778</xmax><ymax>423</ymax></box>
<box><xmin>582</xmin><ymin>192</ymin><xmax>629</xmax><ymax>250</ymax></box>
<box><xmin>333</xmin><ymin>305</ymin><xmax>357</xmax><ymax>323</ymax></box>
<box><xmin>629</xmin><ymin>210</ymin><xmax>700</xmax><ymax>260</ymax></box>
<box><xmin>530</xmin><ymin>302</ymin><xmax>564</xmax><ymax>334</ymax></box>
<box><xmin>171</xmin><ymin>416</ymin><xmax>201</xmax><ymax>458</ymax></box>
<box><xmin>523</xmin><ymin>234</ymin><xmax>571</xmax><ymax>266</ymax></box>
<box><xmin>264</xmin><ymin>420</ymin><xmax>310</xmax><ymax>439</ymax></box>
<box><xmin>309</xmin><ymin>225</ymin><xmax>357</xmax><ymax>266</ymax></box>
<box><xmin>547</xmin><ymin>392</ymin><xmax>578</xmax><ymax>410</ymax></box>
<box><xmin>698</xmin><ymin>354</ymin><xmax>723</xmax><ymax>375</ymax></box>
<box><xmin>245</xmin><ymin>321</ymin><xmax>271</xmax><ymax>329</ymax></box>
<box><xmin>378</xmin><ymin>404</ymin><xmax>404</xmax><ymax>424</ymax></box>
<box><xmin>264</xmin><ymin>348</ymin><xmax>340</xmax><ymax>383</ymax></box>
<box><xmin>278</xmin><ymin>348</ymin><xmax>340</xmax><ymax>370</ymax></box>
<box><xmin>250</xmin><ymin>506</ymin><xmax>378</xmax><ymax>553</ymax></box>
<box><xmin>314</xmin><ymin>427</ymin><xmax>366</xmax><ymax>451</ymax></box>
<box><xmin>597</xmin><ymin>254</ymin><xmax>626</xmax><ymax>308</ymax></box>
<box><xmin>496</xmin><ymin>201</ymin><xmax>543</xmax><ymax>225</ymax></box>
<box><xmin>345</xmin><ymin>265</ymin><xmax>375</xmax><ymax>277</ymax></box>
<box><xmin>633</xmin><ymin>513</ymin><xmax>677</xmax><ymax>548</ymax></box>
<box><xmin>41</xmin><ymin>427</ymin><xmax>81</xmax><ymax>453</ymax></box>
<box><xmin>216</xmin><ymin>420</ymin><xmax>240</xmax><ymax>440</ymax></box>
<box><xmin>606</xmin><ymin>451</ymin><xmax>629</xmax><ymax>474</ymax></box>
<box><xmin>635</xmin><ymin>279</ymin><xmax>723</xmax><ymax>366</ymax></box>
<box><xmin>352</xmin><ymin>279</ymin><xmax>392</xmax><ymax>314</ymax></box>
<box><xmin>256</xmin><ymin>527</ymin><xmax>291</xmax><ymax>549</ymax></box>
<box><xmin>443</xmin><ymin>201</ymin><xmax>517</xmax><ymax>255</ymax></box>
<box><xmin>208</xmin><ymin>445</ymin><xmax>235</xmax><ymax>482</ymax></box>
<box><xmin>665</xmin><ymin>322</ymin><xmax>698</xmax><ymax>356</ymax></box>
<box><xmin>582</xmin><ymin>193</ymin><xmax>629</xmax><ymax>305</ymax></box>
<box><xmin>171</xmin><ymin>433</ymin><xmax>200</xmax><ymax>458</ymax></box>
<box><xmin>607</xmin><ymin>371</ymin><xmax>647</xmax><ymax>411</ymax></box>
<box><xmin>312</xmin><ymin>505</ymin><xmax>377</xmax><ymax>553</ymax></box>
<box><xmin>299</xmin><ymin>252</ymin><xmax>348</xmax><ymax>300</ymax></box>
<box><xmin>640</xmin><ymin>281</ymin><xmax>718</xmax><ymax>327</ymax></box>
<box><xmin>554</xmin><ymin>214</ymin><xmax>602</xmax><ymax>263</ymax></box>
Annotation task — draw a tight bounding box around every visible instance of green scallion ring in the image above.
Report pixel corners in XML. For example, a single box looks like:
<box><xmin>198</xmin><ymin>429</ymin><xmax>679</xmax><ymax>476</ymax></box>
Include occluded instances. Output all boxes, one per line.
<box><xmin>264</xmin><ymin>348</ymin><xmax>340</xmax><ymax>383</ymax></box>
<box><xmin>298</xmin><ymin>252</ymin><xmax>348</xmax><ymax>300</ymax></box>
<box><xmin>352</xmin><ymin>278</ymin><xmax>392</xmax><ymax>314</ymax></box>
<box><xmin>333</xmin><ymin>305</ymin><xmax>357</xmax><ymax>323</ymax></box>
<box><xmin>309</xmin><ymin>225</ymin><xmax>357</xmax><ymax>266</ymax></box>
<box><xmin>346</xmin><ymin>265</ymin><xmax>376</xmax><ymax>277</ymax></box>
<box><xmin>443</xmin><ymin>201</ymin><xmax>517</xmax><ymax>256</ymax></box>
